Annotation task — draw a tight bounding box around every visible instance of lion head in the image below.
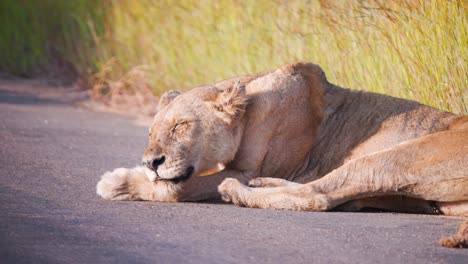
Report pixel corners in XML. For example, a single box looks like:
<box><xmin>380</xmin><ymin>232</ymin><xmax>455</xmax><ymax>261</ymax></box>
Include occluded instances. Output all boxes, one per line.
<box><xmin>142</xmin><ymin>81</ymin><xmax>248</xmax><ymax>182</ymax></box>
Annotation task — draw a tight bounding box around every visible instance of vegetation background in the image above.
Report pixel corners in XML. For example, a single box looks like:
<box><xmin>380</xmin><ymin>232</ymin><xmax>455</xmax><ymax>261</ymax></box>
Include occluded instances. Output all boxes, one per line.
<box><xmin>0</xmin><ymin>0</ymin><xmax>466</xmax><ymax>113</ymax></box>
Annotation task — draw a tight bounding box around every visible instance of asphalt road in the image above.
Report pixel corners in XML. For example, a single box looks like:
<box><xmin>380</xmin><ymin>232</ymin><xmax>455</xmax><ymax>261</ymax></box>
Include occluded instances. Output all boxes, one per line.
<box><xmin>1</xmin><ymin>82</ymin><xmax>467</xmax><ymax>264</ymax></box>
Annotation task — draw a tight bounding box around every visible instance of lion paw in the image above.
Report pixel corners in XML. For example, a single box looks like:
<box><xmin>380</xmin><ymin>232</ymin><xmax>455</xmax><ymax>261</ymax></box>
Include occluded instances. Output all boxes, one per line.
<box><xmin>219</xmin><ymin>178</ymin><xmax>331</xmax><ymax>211</ymax></box>
<box><xmin>96</xmin><ymin>168</ymin><xmax>138</xmax><ymax>200</ymax></box>
<box><xmin>439</xmin><ymin>221</ymin><xmax>468</xmax><ymax>248</ymax></box>
<box><xmin>218</xmin><ymin>178</ymin><xmax>249</xmax><ymax>206</ymax></box>
<box><xmin>306</xmin><ymin>194</ymin><xmax>331</xmax><ymax>211</ymax></box>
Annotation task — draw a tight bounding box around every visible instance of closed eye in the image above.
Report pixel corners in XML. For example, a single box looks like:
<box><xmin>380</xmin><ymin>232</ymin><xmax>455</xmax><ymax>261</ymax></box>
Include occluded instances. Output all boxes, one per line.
<box><xmin>170</xmin><ymin>120</ymin><xmax>189</xmax><ymax>134</ymax></box>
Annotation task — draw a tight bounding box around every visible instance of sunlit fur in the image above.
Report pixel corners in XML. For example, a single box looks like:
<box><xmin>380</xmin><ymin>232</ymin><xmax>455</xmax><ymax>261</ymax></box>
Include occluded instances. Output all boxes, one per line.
<box><xmin>97</xmin><ymin>62</ymin><xmax>467</xmax><ymax>221</ymax></box>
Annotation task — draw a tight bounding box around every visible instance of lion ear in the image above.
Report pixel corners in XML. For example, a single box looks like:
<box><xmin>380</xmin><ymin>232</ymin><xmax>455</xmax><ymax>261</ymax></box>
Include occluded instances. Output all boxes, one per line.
<box><xmin>157</xmin><ymin>90</ymin><xmax>182</xmax><ymax>111</ymax></box>
<box><xmin>212</xmin><ymin>80</ymin><xmax>248</xmax><ymax>124</ymax></box>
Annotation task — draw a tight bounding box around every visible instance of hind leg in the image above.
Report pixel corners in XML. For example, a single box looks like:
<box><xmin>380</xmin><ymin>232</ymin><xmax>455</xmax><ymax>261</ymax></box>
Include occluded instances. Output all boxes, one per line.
<box><xmin>245</xmin><ymin>182</ymin><xmax>442</xmax><ymax>214</ymax></box>
<box><xmin>219</xmin><ymin>129</ymin><xmax>468</xmax><ymax>212</ymax></box>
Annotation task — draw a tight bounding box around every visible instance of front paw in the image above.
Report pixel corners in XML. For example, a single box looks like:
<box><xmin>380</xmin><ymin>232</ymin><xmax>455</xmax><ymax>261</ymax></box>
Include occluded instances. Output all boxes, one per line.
<box><xmin>218</xmin><ymin>178</ymin><xmax>249</xmax><ymax>206</ymax></box>
<box><xmin>96</xmin><ymin>168</ymin><xmax>137</xmax><ymax>200</ymax></box>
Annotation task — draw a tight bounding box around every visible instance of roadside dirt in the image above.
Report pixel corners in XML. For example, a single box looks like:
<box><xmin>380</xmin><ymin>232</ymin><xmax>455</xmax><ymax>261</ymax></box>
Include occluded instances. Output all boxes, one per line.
<box><xmin>0</xmin><ymin>78</ymin><xmax>155</xmax><ymax>127</ymax></box>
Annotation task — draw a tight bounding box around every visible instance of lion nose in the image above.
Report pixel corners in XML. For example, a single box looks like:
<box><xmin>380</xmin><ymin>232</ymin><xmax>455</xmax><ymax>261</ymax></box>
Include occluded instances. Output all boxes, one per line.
<box><xmin>145</xmin><ymin>156</ymin><xmax>165</xmax><ymax>171</ymax></box>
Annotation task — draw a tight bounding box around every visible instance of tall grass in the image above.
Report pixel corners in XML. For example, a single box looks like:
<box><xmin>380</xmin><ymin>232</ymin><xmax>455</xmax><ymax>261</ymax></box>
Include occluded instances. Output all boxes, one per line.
<box><xmin>1</xmin><ymin>0</ymin><xmax>466</xmax><ymax>113</ymax></box>
<box><xmin>0</xmin><ymin>0</ymin><xmax>106</xmax><ymax>76</ymax></box>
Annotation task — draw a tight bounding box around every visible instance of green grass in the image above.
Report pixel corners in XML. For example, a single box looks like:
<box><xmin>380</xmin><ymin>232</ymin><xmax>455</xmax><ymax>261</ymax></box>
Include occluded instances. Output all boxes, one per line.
<box><xmin>0</xmin><ymin>0</ymin><xmax>106</xmax><ymax>76</ymax></box>
<box><xmin>1</xmin><ymin>0</ymin><xmax>467</xmax><ymax>113</ymax></box>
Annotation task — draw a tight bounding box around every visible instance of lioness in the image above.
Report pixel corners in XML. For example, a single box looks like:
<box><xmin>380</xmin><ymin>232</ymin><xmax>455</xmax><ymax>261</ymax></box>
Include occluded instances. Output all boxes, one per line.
<box><xmin>97</xmin><ymin>62</ymin><xmax>467</xmax><ymax>244</ymax></box>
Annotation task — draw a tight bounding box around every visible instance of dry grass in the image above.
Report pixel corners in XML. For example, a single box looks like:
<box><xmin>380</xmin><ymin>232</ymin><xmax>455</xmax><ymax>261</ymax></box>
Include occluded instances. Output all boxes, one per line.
<box><xmin>90</xmin><ymin>60</ymin><xmax>157</xmax><ymax>116</ymax></box>
<box><xmin>1</xmin><ymin>0</ymin><xmax>467</xmax><ymax>113</ymax></box>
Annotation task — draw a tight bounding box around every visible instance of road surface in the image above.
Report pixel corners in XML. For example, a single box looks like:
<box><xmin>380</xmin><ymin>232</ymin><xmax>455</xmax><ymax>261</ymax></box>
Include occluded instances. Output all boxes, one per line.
<box><xmin>1</xmin><ymin>81</ymin><xmax>467</xmax><ymax>263</ymax></box>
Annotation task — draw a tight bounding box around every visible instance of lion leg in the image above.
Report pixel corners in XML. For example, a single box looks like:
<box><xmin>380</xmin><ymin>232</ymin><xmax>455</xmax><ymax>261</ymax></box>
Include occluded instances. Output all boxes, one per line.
<box><xmin>218</xmin><ymin>178</ymin><xmax>330</xmax><ymax>210</ymax></box>
<box><xmin>96</xmin><ymin>167</ymin><xmax>251</xmax><ymax>202</ymax></box>
<box><xmin>96</xmin><ymin>166</ymin><xmax>182</xmax><ymax>202</ymax></box>
<box><xmin>219</xmin><ymin>129</ymin><xmax>468</xmax><ymax>212</ymax></box>
<box><xmin>311</xmin><ymin>129</ymin><xmax>468</xmax><ymax>208</ymax></box>
<box><xmin>248</xmin><ymin>177</ymin><xmax>301</xmax><ymax>188</ymax></box>
<box><xmin>96</xmin><ymin>166</ymin><xmax>155</xmax><ymax>201</ymax></box>
<box><xmin>440</xmin><ymin>221</ymin><xmax>468</xmax><ymax>248</ymax></box>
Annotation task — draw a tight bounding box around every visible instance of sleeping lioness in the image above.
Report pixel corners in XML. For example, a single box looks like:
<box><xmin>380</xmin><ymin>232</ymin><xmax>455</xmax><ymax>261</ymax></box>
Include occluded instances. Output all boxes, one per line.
<box><xmin>97</xmin><ymin>62</ymin><xmax>467</xmax><ymax>245</ymax></box>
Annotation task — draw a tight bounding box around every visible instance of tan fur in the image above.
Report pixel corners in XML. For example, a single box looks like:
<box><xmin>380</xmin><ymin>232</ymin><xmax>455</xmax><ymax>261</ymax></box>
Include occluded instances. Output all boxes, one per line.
<box><xmin>440</xmin><ymin>221</ymin><xmax>468</xmax><ymax>248</ymax></box>
<box><xmin>97</xmin><ymin>167</ymin><xmax>181</xmax><ymax>202</ymax></box>
<box><xmin>96</xmin><ymin>62</ymin><xmax>468</xmax><ymax>221</ymax></box>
